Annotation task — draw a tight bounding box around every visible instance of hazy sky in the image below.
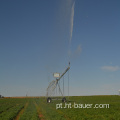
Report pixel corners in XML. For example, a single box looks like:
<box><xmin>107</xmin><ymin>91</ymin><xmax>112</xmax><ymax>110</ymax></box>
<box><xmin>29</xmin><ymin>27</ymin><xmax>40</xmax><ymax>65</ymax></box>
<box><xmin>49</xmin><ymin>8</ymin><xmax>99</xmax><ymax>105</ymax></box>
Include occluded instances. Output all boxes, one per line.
<box><xmin>0</xmin><ymin>0</ymin><xmax>120</xmax><ymax>96</ymax></box>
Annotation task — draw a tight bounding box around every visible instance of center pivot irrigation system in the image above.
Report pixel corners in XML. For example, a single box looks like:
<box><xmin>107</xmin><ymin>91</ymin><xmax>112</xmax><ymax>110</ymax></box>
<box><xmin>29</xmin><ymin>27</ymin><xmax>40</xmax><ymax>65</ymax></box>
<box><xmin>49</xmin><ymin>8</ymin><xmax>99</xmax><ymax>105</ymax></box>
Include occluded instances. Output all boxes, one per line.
<box><xmin>46</xmin><ymin>62</ymin><xmax>70</xmax><ymax>103</ymax></box>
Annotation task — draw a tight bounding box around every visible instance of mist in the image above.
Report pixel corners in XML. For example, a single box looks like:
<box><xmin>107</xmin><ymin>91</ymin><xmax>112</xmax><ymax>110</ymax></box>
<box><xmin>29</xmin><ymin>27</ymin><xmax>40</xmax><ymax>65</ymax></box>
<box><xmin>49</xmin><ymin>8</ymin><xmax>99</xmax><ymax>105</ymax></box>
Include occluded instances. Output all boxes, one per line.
<box><xmin>45</xmin><ymin>0</ymin><xmax>76</xmax><ymax>74</ymax></box>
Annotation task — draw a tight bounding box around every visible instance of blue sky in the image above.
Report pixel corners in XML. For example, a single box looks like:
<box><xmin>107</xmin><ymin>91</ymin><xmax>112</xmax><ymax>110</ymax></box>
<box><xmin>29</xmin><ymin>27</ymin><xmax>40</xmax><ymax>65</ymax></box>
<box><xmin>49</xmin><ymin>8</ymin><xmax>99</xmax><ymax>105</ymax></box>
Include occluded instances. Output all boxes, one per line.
<box><xmin>0</xmin><ymin>0</ymin><xmax>120</xmax><ymax>97</ymax></box>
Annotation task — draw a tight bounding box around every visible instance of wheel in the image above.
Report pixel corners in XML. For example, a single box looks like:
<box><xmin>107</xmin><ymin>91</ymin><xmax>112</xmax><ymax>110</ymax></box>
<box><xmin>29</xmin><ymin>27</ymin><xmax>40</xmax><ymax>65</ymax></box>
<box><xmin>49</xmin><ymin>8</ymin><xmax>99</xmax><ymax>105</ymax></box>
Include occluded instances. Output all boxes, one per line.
<box><xmin>62</xmin><ymin>97</ymin><xmax>66</xmax><ymax>102</ymax></box>
<box><xmin>47</xmin><ymin>97</ymin><xmax>51</xmax><ymax>103</ymax></box>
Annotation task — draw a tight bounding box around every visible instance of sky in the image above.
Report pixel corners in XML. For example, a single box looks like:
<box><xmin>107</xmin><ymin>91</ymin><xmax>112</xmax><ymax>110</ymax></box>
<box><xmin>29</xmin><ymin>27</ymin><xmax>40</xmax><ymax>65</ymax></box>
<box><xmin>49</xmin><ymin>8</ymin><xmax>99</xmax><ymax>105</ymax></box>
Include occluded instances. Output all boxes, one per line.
<box><xmin>0</xmin><ymin>0</ymin><xmax>120</xmax><ymax>97</ymax></box>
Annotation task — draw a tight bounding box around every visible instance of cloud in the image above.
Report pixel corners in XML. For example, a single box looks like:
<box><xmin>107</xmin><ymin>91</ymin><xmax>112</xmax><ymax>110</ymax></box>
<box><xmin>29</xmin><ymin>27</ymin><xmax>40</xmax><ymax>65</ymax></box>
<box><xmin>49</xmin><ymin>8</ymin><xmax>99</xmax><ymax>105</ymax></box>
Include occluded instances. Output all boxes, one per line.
<box><xmin>101</xmin><ymin>66</ymin><xmax>120</xmax><ymax>71</ymax></box>
<box><xmin>70</xmin><ymin>1</ymin><xmax>75</xmax><ymax>44</ymax></box>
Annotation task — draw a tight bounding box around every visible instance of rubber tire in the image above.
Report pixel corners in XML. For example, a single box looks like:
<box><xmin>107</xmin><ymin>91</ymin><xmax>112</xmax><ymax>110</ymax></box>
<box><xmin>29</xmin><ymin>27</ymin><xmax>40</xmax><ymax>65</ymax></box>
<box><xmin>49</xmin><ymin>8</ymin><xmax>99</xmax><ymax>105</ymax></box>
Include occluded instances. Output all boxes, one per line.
<box><xmin>47</xmin><ymin>97</ymin><xmax>51</xmax><ymax>103</ymax></box>
<box><xmin>62</xmin><ymin>97</ymin><xmax>66</xmax><ymax>102</ymax></box>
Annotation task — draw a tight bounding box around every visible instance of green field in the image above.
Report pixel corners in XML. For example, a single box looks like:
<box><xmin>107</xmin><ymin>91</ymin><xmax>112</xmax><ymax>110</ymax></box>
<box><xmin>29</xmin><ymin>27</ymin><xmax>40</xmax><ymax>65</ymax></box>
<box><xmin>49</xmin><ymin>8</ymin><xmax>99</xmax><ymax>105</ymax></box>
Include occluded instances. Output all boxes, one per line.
<box><xmin>0</xmin><ymin>96</ymin><xmax>120</xmax><ymax>120</ymax></box>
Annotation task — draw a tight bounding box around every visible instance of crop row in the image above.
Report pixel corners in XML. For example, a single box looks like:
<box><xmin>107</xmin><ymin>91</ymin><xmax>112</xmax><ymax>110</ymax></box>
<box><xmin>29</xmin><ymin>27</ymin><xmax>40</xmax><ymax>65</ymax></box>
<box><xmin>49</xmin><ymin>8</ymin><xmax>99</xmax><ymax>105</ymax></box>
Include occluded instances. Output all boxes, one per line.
<box><xmin>19</xmin><ymin>99</ymin><xmax>39</xmax><ymax>120</ymax></box>
<box><xmin>0</xmin><ymin>103</ymin><xmax>24</xmax><ymax>120</ymax></box>
<box><xmin>0</xmin><ymin>98</ymin><xmax>28</xmax><ymax>113</ymax></box>
<box><xmin>35</xmin><ymin>98</ymin><xmax>67</xmax><ymax>120</ymax></box>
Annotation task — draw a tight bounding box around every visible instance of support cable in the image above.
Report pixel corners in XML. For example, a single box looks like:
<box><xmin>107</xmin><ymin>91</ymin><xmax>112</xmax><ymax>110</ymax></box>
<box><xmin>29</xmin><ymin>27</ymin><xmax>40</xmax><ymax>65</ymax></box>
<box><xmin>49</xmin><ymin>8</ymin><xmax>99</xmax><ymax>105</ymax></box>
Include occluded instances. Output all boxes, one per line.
<box><xmin>68</xmin><ymin>69</ymin><xmax>69</xmax><ymax>100</ymax></box>
<box><xmin>63</xmin><ymin>76</ymin><xmax>64</xmax><ymax>96</ymax></box>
